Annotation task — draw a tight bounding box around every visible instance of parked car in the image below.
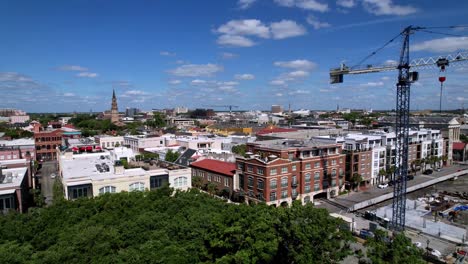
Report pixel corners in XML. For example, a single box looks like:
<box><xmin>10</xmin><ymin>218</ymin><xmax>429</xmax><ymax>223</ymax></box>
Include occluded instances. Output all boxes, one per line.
<box><xmin>378</xmin><ymin>183</ymin><xmax>389</xmax><ymax>189</ymax></box>
<box><xmin>436</xmin><ymin>167</ymin><xmax>441</xmax><ymax>172</ymax></box>
<box><xmin>423</xmin><ymin>169</ymin><xmax>433</xmax><ymax>175</ymax></box>
<box><xmin>407</xmin><ymin>175</ymin><xmax>414</xmax><ymax>180</ymax></box>
<box><xmin>359</xmin><ymin>229</ymin><xmax>374</xmax><ymax>239</ymax></box>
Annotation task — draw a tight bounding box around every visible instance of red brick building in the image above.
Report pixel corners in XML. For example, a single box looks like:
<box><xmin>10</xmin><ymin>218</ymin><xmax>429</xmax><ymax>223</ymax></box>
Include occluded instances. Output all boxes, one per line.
<box><xmin>190</xmin><ymin>159</ymin><xmax>237</xmax><ymax>196</ymax></box>
<box><xmin>236</xmin><ymin>139</ymin><xmax>346</xmax><ymax>206</ymax></box>
<box><xmin>34</xmin><ymin>129</ymin><xmax>63</xmax><ymax>161</ymax></box>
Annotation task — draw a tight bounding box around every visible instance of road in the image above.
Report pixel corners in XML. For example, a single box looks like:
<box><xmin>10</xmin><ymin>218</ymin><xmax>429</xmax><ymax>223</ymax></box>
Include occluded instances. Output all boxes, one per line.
<box><xmin>331</xmin><ymin>165</ymin><xmax>467</xmax><ymax>210</ymax></box>
<box><xmin>38</xmin><ymin>161</ymin><xmax>58</xmax><ymax>205</ymax></box>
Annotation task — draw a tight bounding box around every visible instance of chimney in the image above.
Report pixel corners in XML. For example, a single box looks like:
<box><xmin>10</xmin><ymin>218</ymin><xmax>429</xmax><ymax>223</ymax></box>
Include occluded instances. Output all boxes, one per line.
<box><xmin>114</xmin><ymin>160</ymin><xmax>125</xmax><ymax>174</ymax></box>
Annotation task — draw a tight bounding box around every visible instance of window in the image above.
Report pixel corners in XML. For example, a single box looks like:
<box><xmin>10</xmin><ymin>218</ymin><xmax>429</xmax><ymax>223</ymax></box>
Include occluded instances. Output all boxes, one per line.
<box><xmin>281</xmin><ymin>190</ymin><xmax>288</xmax><ymax>199</ymax></box>
<box><xmin>247</xmin><ymin>165</ymin><xmax>253</xmax><ymax>172</ymax></box>
<box><xmin>68</xmin><ymin>184</ymin><xmax>92</xmax><ymax>200</ymax></box>
<box><xmin>304</xmin><ymin>185</ymin><xmax>311</xmax><ymax>193</ymax></box>
<box><xmin>281</xmin><ymin>177</ymin><xmax>288</xmax><ymax>188</ymax></box>
<box><xmin>292</xmin><ymin>175</ymin><xmax>297</xmax><ymax>184</ymax></box>
<box><xmin>129</xmin><ymin>182</ymin><xmax>145</xmax><ymax>191</ymax></box>
<box><xmin>174</xmin><ymin>177</ymin><xmax>188</xmax><ymax>188</ymax></box>
<box><xmin>237</xmin><ymin>163</ymin><xmax>243</xmax><ymax>170</ymax></box>
<box><xmin>292</xmin><ymin>188</ymin><xmax>297</xmax><ymax>197</ymax></box>
<box><xmin>305</xmin><ymin>173</ymin><xmax>311</xmax><ymax>183</ymax></box>
<box><xmin>314</xmin><ymin>171</ymin><xmax>320</xmax><ymax>180</ymax></box>
<box><xmin>270</xmin><ymin>179</ymin><xmax>277</xmax><ymax>189</ymax></box>
<box><xmin>257</xmin><ymin>167</ymin><xmax>264</xmax><ymax>175</ymax></box>
<box><xmin>332</xmin><ymin>160</ymin><xmax>336</xmax><ymax>165</ymax></box>
<box><xmin>224</xmin><ymin>177</ymin><xmax>230</xmax><ymax>187</ymax></box>
<box><xmin>270</xmin><ymin>168</ymin><xmax>277</xmax><ymax>175</ymax></box>
<box><xmin>150</xmin><ymin>174</ymin><xmax>169</xmax><ymax>189</ymax></box>
<box><xmin>270</xmin><ymin>192</ymin><xmax>277</xmax><ymax>201</ymax></box>
<box><xmin>292</xmin><ymin>165</ymin><xmax>297</xmax><ymax>171</ymax></box>
<box><xmin>314</xmin><ymin>183</ymin><xmax>320</xmax><ymax>191</ymax></box>
<box><xmin>0</xmin><ymin>195</ymin><xmax>15</xmax><ymax>211</ymax></box>
<box><xmin>304</xmin><ymin>196</ymin><xmax>311</xmax><ymax>203</ymax></box>
<box><xmin>257</xmin><ymin>179</ymin><xmax>264</xmax><ymax>189</ymax></box>
<box><xmin>281</xmin><ymin>167</ymin><xmax>288</xmax><ymax>173</ymax></box>
<box><xmin>248</xmin><ymin>176</ymin><xmax>254</xmax><ymax>188</ymax></box>
<box><xmin>314</xmin><ymin>162</ymin><xmax>320</xmax><ymax>168</ymax></box>
<box><xmin>99</xmin><ymin>186</ymin><xmax>116</xmax><ymax>194</ymax></box>
<box><xmin>331</xmin><ymin>169</ymin><xmax>337</xmax><ymax>177</ymax></box>
<box><xmin>305</xmin><ymin>163</ymin><xmax>311</xmax><ymax>169</ymax></box>
<box><xmin>207</xmin><ymin>174</ymin><xmax>212</xmax><ymax>181</ymax></box>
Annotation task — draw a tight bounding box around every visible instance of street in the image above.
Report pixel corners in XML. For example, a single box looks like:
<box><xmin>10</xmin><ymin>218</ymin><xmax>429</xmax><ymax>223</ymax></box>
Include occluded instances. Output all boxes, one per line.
<box><xmin>37</xmin><ymin>161</ymin><xmax>58</xmax><ymax>205</ymax></box>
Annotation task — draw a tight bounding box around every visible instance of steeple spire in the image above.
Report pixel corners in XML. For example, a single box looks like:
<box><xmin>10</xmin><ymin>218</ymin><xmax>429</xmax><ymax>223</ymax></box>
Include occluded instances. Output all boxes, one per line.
<box><xmin>112</xmin><ymin>88</ymin><xmax>116</xmax><ymax>99</ymax></box>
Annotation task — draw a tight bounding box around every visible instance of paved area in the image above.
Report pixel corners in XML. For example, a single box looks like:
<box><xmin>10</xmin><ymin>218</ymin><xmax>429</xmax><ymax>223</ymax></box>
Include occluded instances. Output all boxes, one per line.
<box><xmin>38</xmin><ymin>161</ymin><xmax>58</xmax><ymax>205</ymax></box>
<box><xmin>331</xmin><ymin>165</ymin><xmax>467</xmax><ymax>211</ymax></box>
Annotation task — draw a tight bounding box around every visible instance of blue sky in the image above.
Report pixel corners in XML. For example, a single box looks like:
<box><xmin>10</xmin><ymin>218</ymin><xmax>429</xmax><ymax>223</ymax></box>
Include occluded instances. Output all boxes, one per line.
<box><xmin>1</xmin><ymin>0</ymin><xmax>467</xmax><ymax>112</ymax></box>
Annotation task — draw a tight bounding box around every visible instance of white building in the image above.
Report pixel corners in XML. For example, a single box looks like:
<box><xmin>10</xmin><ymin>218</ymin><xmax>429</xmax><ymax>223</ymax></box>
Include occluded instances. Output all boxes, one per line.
<box><xmin>58</xmin><ymin>150</ymin><xmax>191</xmax><ymax>200</ymax></box>
<box><xmin>124</xmin><ymin>135</ymin><xmax>165</xmax><ymax>153</ymax></box>
<box><xmin>95</xmin><ymin>135</ymin><xmax>124</xmax><ymax>149</ymax></box>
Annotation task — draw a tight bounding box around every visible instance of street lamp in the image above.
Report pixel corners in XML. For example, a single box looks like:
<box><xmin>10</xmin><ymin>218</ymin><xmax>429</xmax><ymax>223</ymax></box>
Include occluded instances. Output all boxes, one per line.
<box><xmin>426</xmin><ymin>239</ymin><xmax>430</xmax><ymax>256</ymax></box>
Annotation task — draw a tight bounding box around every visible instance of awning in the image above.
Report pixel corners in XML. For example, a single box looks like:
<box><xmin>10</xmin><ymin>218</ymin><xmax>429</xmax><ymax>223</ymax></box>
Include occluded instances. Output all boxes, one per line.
<box><xmin>0</xmin><ymin>189</ymin><xmax>16</xmax><ymax>196</ymax></box>
<box><xmin>66</xmin><ymin>180</ymin><xmax>92</xmax><ymax>186</ymax></box>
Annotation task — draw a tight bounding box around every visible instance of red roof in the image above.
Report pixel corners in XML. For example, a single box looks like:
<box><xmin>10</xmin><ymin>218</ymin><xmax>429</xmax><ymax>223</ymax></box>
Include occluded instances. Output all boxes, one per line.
<box><xmin>453</xmin><ymin>142</ymin><xmax>467</xmax><ymax>150</ymax></box>
<box><xmin>257</xmin><ymin>126</ymin><xmax>298</xmax><ymax>135</ymax></box>
<box><xmin>190</xmin><ymin>159</ymin><xmax>236</xmax><ymax>177</ymax></box>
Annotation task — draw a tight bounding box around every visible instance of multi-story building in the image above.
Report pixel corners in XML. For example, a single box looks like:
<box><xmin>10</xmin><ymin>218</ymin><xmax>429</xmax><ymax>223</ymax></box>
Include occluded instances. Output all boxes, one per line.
<box><xmin>236</xmin><ymin>139</ymin><xmax>346</xmax><ymax>206</ymax></box>
<box><xmin>271</xmin><ymin>105</ymin><xmax>283</xmax><ymax>114</ymax></box>
<box><xmin>94</xmin><ymin>135</ymin><xmax>124</xmax><ymax>149</ymax></box>
<box><xmin>58</xmin><ymin>150</ymin><xmax>191</xmax><ymax>200</ymax></box>
<box><xmin>174</xmin><ymin>136</ymin><xmax>223</xmax><ymax>151</ymax></box>
<box><xmin>190</xmin><ymin>159</ymin><xmax>237</xmax><ymax>196</ymax></box>
<box><xmin>0</xmin><ymin>165</ymin><xmax>30</xmax><ymax>213</ymax></box>
<box><xmin>34</xmin><ymin>129</ymin><xmax>63</xmax><ymax>161</ymax></box>
<box><xmin>124</xmin><ymin>135</ymin><xmax>165</xmax><ymax>153</ymax></box>
<box><xmin>0</xmin><ymin>138</ymin><xmax>35</xmax><ymax>161</ymax></box>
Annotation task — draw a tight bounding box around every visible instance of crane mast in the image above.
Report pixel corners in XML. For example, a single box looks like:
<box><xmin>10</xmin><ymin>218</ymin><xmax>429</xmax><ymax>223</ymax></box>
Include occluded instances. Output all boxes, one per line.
<box><xmin>330</xmin><ymin>25</ymin><xmax>468</xmax><ymax>231</ymax></box>
<box><xmin>392</xmin><ymin>26</ymin><xmax>412</xmax><ymax>231</ymax></box>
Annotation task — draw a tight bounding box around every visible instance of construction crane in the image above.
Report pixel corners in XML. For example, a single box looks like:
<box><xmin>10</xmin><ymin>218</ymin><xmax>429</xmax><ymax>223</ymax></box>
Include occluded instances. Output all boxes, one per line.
<box><xmin>203</xmin><ymin>105</ymin><xmax>239</xmax><ymax>116</ymax></box>
<box><xmin>330</xmin><ymin>25</ymin><xmax>468</xmax><ymax>231</ymax></box>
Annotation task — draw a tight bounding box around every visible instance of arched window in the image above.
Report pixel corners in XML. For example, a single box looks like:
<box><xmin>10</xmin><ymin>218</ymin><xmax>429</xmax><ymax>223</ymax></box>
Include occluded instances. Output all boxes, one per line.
<box><xmin>99</xmin><ymin>186</ymin><xmax>116</xmax><ymax>194</ymax></box>
<box><xmin>174</xmin><ymin>177</ymin><xmax>188</xmax><ymax>188</ymax></box>
<box><xmin>129</xmin><ymin>182</ymin><xmax>145</xmax><ymax>192</ymax></box>
<box><xmin>270</xmin><ymin>179</ymin><xmax>277</xmax><ymax>189</ymax></box>
<box><xmin>305</xmin><ymin>173</ymin><xmax>311</xmax><ymax>183</ymax></box>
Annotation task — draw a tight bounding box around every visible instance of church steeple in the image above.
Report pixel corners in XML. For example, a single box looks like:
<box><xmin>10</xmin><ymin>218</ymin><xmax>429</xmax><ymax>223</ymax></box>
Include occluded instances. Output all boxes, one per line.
<box><xmin>111</xmin><ymin>89</ymin><xmax>119</xmax><ymax>123</ymax></box>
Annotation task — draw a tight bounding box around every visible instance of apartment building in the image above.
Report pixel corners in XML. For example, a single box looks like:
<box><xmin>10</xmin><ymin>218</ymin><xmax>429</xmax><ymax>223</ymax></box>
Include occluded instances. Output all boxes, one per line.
<box><xmin>34</xmin><ymin>129</ymin><xmax>63</xmax><ymax>161</ymax></box>
<box><xmin>58</xmin><ymin>150</ymin><xmax>191</xmax><ymax>200</ymax></box>
<box><xmin>0</xmin><ymin>166</ymin><xmax>30</xmax><ymax>213</ymax></box>
<box><xmin>236</xmin><ymin>139</ymin><xmax>345</xmax><ymax>206</ymax></box>
<box><xmin>0</xmin><ymin>138</ymin><xmax>35</xmax><ymax>161</ymax></box>
<box><xmin>190</xmin><ymin>159</ymin><xmax>237</xmax><ymax>196</ymax></box>
<box><xmin>124</xmin><ymin>135</ymin><xmax>165</xmax><ymax>153</ymax></box>
<box><xmin>94</xmin><ymin>135</ymin><xmax>124</xmax><ymax>149</ymax></box>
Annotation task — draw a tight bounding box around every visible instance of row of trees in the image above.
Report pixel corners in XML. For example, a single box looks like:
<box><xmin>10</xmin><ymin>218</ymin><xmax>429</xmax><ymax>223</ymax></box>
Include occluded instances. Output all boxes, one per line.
<box><xmin>0</xmin><ymin>188</ymin><xmax>358</xmax><ymax>263</ymax></box>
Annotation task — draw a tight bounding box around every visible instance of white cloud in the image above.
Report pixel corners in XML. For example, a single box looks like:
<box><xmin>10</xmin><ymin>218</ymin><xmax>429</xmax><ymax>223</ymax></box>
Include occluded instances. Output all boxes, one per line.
<box><xmin>381</xmin><ymin>76</ymin><xmax>390</xmax><ymax>81</ymax></box>
<box><xmin>235</xmin><ymin>73</ymin><xmax>255</xmax><ymax>80</ymax></box>
<box><xmin>361</xmin><ymin>81</ymin><xmax>384</xmax><ymax>87</ymax></box>
<box><xmin>191</xmin><ymin>79</ymin><xmax>208</xmax><ymax>85</ymax></box>
<box><xmin>168</xmin><ymin>80</ymin><xmax>182</xmax><ymax>85</ymax></box>
<box><xmin>217</xmin><ymin>35</ymin><xmax>256</xmax><ymax>47</ymax></box>
<box><xmin>238</xmin><ymin>0</ymin><xmax>257</xmax><ymax>9</ymax></box>
<box><xmin>412</xmin><ymin>37</ymin><xmax>468</xmax><ymax>53</ymax></box>
<box><xmin>274</xmin><ymin>59</ymin><xmax>317</xmax><ymax>70</ymax></box>
<box><xmin>362</xmin><ymin>0</ymin><xmax>418</xmax><ymax>16</ymax></box>
<box><xmin>169</xmin><ymin>64</ymin><xmax>223</xmax><ymax>77</ymax></box>
<box><xmin>290</xmin><ymin>89</ymin><xmax>310</xmax><ymax>94</ymax></box>
<box><xmin>287</xmin><ymin>70</ymin><xmax>309</xmax><ymax>78</ymax></box>
<box><xmin>306</xmin><ymin>15</ymin><xmax>331</xmax><ymax>30</ymax></box>
<box><xmin>125</xmin><ymin>90</ymin><xmax>148</xmax><ymax>95</ymax></box>
<box><xmin>384</xmin><ymin>59</ymin><xmax>398</xmax><ymax>66</ymax></box>
<box><xmin>160</xmin><ymin>51</ymin><xmax>176</xmax><ymax>56</ymax></box>
<box><xmin>275</xmin><ymin>93</ymin><xmax>284</xmax><ymax>96</ymax></box>
<box><xmin>274</xmin><ymin>0</ymin><xmax>329</xmax><ymax>12</ymax></box>
<box><xmin>63</xmin><ymin>92</ymin><xmax>75</xmax><ymax>97</ymax></box>
<box><xmin>336</xmin><ymin>0</ymin><xmax>355</xmax><ymax>8</ymax></box>
<box><xmin>76</xmin><ymin>72</ymin><xmax>98</xmax><ymax>78</ymax></box>
<box><xmin>56</xmin><ymin>65</ymin><xmax>88</xmax><ymax>71</ymax></box>
<box><xmin>216</xmin><ymin>19</ymin><xmax>270</xmax><ymax>38</ymax></box>
<box><xmin>270</xmin><ymin>20</ymin><xmax>307</xmax><ymax>39</ymax></box>
<box><xmin>220</xmin><ymin>52</ymin><xmax>238</xmax><ymax>59</ymax></box>
<box><xmin>270</xmin><ymin>80</ymin><xmax>287</xmax><ymax>86</ymax></box>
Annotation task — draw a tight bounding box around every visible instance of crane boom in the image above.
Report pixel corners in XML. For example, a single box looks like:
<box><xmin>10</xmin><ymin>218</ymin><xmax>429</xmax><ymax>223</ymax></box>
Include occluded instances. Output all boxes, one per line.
<box><xmin>330</xmin><ymin>51</ymin><xmax>468</xmax><ymax>83</ymax></box>
<box><xmin>330</xmin><ymin>25</ymin><xmax>467</xmax><ymax>231</ymax></box>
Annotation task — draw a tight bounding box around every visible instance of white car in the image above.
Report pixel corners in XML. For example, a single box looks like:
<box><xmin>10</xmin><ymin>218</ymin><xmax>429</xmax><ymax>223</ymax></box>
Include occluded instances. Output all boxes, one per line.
<box><xmin>50</xmin><ymin>173</ymin><xmax>56</xmax><ymax>179</ymax></box>
<box><xmin>413</xmin><ymin>242</ymin><xmax>422</xmax><ymax>248</ymax></box>
<box><xmin>378</xmin><ymin>183</ymin><xmax>389</xmax><ymax>189</ymax></box>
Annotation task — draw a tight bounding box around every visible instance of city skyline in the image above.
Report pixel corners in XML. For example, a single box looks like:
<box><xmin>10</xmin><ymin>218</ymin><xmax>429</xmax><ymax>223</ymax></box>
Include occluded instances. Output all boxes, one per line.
<box><xmin>1</xmin><ymin>0</ymin><xmax>467</xmax><ymax>112</ymax></box>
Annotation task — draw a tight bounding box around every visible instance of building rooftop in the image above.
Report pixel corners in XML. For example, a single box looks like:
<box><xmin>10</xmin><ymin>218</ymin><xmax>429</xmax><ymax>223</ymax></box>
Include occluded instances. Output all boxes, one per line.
<box><xmin>190</xmin><ymin>159</ymin><xmax>236</xmax><ymax>177</ymax></box>
<box><xmin>60</xmin><ymin>151</ymin><xmax>148</xmax><ymax>181</ymax></box>
<box><xmin>251</xmin><ymin>138</ymin><xmax>339</xmax><ymax>150</ymax></box>
<box><xmin>0</xmin><ymin>167</ymin><xmax>27</xmax><ymax>194</ymax></box>
<box><xmin>0</xmin><ymin>138</ymin><xmax>34</xmax><ymax>146</ymax></box>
